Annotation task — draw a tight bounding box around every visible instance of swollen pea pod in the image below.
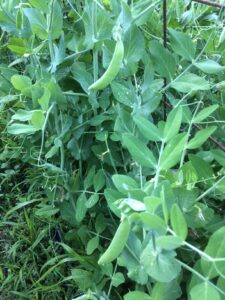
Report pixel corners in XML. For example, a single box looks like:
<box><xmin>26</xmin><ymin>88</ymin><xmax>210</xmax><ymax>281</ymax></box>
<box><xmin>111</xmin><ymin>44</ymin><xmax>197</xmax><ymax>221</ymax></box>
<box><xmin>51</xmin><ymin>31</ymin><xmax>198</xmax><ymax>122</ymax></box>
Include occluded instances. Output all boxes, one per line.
<box><xmin>88</xmin><ymin>39</ymin><xmax>124</xmax><ymax>91</ymax></box>
<box><xmin>98</xmin><ymin>218</ymin><xmax>130</xmax><ymax>265</ymax></box>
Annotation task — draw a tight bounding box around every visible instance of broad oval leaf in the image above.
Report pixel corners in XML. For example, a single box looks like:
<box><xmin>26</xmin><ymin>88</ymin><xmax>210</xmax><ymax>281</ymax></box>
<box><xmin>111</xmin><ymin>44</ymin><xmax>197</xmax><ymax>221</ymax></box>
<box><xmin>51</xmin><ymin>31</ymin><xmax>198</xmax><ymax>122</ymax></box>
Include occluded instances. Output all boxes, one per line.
<box><xmin>7</xmin><ymin>123</ymin><xmax>37</xmax><ymax>135</ymax></box>
<box><xmin>190</xmin><ymin>282</ymin><xmax>220</xmax><ymax>300</ymax></box>
<box><xmin>156</xmin><ymin>236</ymin><xmax>183</xmax><ymax>250</ymax></box>
<box><xmin>140</xmin><ymin>241</ymin><xmax>181</xmax><ymax>283</ymax></box>
<box><xmin>195</xmin><ymin>60</ymin><xmax>224</xmax><ymax>74</ymax></box>
<box><xmin>133</xmin><ymin>115</ymin><xmax>162</xmax><ymax>142</ymax></box>
<box><xmin>171</xmin><ymin>73</ymin><xmax>210</xmax><ymax>93</ymax></box>
<box><xmin>112</xmin><ymin>175</ymin><xmax>139</xmax><ymax>194</ymax></box>
<box><xmin>201</xmin><ymin>226</ymin><xmax>225</xmax><ymax>279</ymax></box>
<box><xmin>11</xmin><ymin>74</ymin><xmax>32</xmax><ymax>90</ymax></box>
<box><xmin>123</xmin><ymin>134</ymin><xmax>157</xmax><ymax>169</ymax></box>
<box><xmin>140</xmin><ymin>212</ymin><xmax>167</xmax><ymax>233</ymax></box>
<box><xmin>160</xmin><ymin>133</ymin><xmax>188</xmax><ymax>170</ymax></box>
<box><xmin>187</xmin><ymin>126</ymin><xmax>216</xmax><ymax>149</ymax></box>
<box><xmin>170</xmin><ymin>204</ymin><xmax>188</xmax><ymax>240</ymax></box>
<box><xmin>169</xmin><ymin>29</ymin><xmax>196</xmax><ymax>61</ymax></box>
<box><xmin>163</xmin><ymin>106</ymin><xmax>182</xmax><ymax>142</ymax></box>
<box><xmin>194</xmin><ymin>105</ymin><xmax>219</xmax><ymax>123</ymax></box>
<box><xmin>124</xmin><ymin>291</ymin><xmax>151</xmax><ymax>300</ymax></box>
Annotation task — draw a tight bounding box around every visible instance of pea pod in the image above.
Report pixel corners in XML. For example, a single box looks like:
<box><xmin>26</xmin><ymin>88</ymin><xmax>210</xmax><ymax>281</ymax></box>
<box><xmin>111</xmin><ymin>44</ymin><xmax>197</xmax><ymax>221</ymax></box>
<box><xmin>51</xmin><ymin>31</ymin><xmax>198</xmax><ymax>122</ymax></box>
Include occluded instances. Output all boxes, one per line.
<box><xmin>98</xmin><ymin>218</ymin><xmax>130</xmax><ymax>265</ymax></box>
<box><xmin>88</xmin><ymin>39</ymin><xmax>124</xmax><ymax>91</ymax></box>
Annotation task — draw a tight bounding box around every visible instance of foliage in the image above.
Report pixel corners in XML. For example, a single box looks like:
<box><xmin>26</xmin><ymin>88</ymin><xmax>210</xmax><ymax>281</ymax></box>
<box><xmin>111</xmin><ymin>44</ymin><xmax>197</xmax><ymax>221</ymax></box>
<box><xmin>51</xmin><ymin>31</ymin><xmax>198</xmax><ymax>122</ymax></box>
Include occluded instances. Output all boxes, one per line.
<box><xmin>0</xmin><ymin>0</ymin><xmax>225</xmax><ymax>299</ymax></box>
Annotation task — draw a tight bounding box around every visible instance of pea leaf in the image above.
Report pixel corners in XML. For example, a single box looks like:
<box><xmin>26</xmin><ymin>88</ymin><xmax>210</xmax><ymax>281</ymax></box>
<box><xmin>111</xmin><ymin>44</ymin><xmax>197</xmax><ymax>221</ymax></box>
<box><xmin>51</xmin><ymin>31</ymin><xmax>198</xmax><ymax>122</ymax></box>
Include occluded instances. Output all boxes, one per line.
<box><xmin>160</xmin><ymin>133</ymin><xmax>188</xmax><ymax>170</ymax></box>
<box><xmin>156</xmin><ymin>236</ymin><xmax>183</xmax><ymax>250</ymax></box>
<box><xmin>171</xmin><ymin>73</ymin><xmax>210</xmax><ymax>93</ymax></box>
<box><xmin>75</xmin><ymin>193</ymin><xmax>87</xmax><ymax>223</ymax></box>
<box><xmin>93</xmin><ymin>169</ymin><xmax>105</xmax><ymax>192</ymax></box>
<box><xmin>149</xmin><ymin>40</ymin><xmax>176</xmax><ymax>81</ymax></box>
<box><xmin>31</xmin><ymin>111</ymin><xmax>45</xmax><ymax>129</ymax></box>
<box><xmin>190</xmin><ymin>282</ymin><xmax>220</xmax><ymax>300</ymax></box>
<box><xmin>169</xmin><ymin>29</ymin><xmax>196</xmax><ymax>61</ymax></box>
<box><xmin>195</xmin><ymin>60</ymin><xmax>224</xmax><ymax>74</ymax></box>
<box><xmin>163</xmin><ymin>106</ymin><xmax>182</xmax><ymax>142</ymax></box>
<box><xmin>193</xmin><ymin>105</ymin><xmax>219</xmax><ymax>123</ymax></box>
<box><xmin>201</xmin><ymin>226</ymin><xmax>225</xmax><ymax>279</ymax></box>
<box><xmin>124</xmin><ymin>291</ymin><xmax>151</xmax><ymax>300</ymax></box>
<box><xmin>86</xmin><ymin>236</ymin><xmax>99</xmax><ymax>255</ymax></box>
<box><xmin>151</xmin><ymin>281</ymin><xmax>182</xmax><ymax>300</ymax></box>
<box><xmin>23</xmin><ymin>8</ymin><xmax>47</xmax><ymax>39</ymax></box>
<box><xmin>7</xmin><ymin>124</ymin><xmax>37</xmax><ymax>135</ymax></box>
<box><xmin>187</xmin><ymin>126</ymin><xmax>216</xmax><ymax>149</ymax></box>
<box><xmin>133</xmin><ymin>115</ymin><xmax>162</xmax><ymax>141</ymax></box>
<box><xmin>11</xmin><ymin>75</ymin><xmax>32</xmax><ymax>90</ymax></box>
<box><xmin>170</xmin><ymin>204</ymin><xmax>188</xmax><ymax>240</ymax></box>
<box><xmin>111</xmin><ymin>82</ymin><xmax>134</xmax><ymax>107</ymax></box>
<box><xmin>112</xmin><ymin>175</ymin><xmax>138</xmax><ymax>194</ymax></box>
<box><xmin>140</xmin><ymin>212</ymin><xmax>167</xmax><ymax>233</ymax></box>
<box><xmin>111</xmin><ymin>272</ymin><xmax>125</xmax><ymax>287</ymax></box>
<box><xmin>140</xmin><ymin>241</ymin><xmax>181</xmax><ymax>282</ymax></box>
<box><xmin>123</xmin><ymin>134</ymin><xmax>157</xmax><ymax>169</ymax></box>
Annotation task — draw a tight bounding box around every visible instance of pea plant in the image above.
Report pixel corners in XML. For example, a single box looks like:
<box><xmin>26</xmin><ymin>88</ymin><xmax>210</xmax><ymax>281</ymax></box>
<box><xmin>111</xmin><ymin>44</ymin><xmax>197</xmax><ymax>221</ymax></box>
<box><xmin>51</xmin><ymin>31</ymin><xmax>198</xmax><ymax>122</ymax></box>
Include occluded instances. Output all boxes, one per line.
<box><xmin>1</xmin><ymin>0</ymin><xmax>225</xmax><ymax>299</ymax></box>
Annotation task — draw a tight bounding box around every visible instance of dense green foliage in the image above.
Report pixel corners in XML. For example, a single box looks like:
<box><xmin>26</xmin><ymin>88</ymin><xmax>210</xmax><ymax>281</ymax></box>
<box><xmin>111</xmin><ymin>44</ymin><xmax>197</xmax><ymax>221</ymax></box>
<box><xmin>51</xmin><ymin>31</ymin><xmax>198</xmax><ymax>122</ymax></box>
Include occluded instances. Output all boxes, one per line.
<box><xmin>0</xmin><ymin>0</ymin><xmax>225</xmax><ymax>299</ymax></box>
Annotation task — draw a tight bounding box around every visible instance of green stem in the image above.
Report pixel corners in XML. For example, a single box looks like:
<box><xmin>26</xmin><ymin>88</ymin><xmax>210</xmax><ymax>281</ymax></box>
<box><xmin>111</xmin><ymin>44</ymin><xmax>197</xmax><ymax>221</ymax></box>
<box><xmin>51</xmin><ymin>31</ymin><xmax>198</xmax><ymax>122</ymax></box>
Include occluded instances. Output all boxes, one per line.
<box><xmin>178</xmin><ymin>260</ymin><xmax>225</xmax><ymax>297</ymax></box>
<box><xmin>196</xmin><ymin>174</ymin><xmax>225</xmax><ymax>201</ymax></box>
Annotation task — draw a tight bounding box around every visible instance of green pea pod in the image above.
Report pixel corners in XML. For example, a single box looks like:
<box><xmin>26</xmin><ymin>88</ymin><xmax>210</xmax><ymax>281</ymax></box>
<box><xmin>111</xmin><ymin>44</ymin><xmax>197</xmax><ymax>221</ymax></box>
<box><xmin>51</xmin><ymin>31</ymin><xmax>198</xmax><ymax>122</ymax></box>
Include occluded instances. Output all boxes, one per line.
<box><xmin>98</xmin><ymin>218</ymin><xmax>130</xmax><ymax>265</ymax></box>
<box><xmin>88</xmin><ymin>39</ymin><xmax>124</xmax><ymax>91</ymax></box>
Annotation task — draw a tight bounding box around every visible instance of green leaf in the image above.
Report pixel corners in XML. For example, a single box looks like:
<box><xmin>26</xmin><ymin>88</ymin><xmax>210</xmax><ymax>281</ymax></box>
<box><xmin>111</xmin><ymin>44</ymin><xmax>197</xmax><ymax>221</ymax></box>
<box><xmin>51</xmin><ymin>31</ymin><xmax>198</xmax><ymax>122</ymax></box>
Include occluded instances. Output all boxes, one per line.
<box><xmin>156</xmin><ymin>236</ymin><xmax>183</xmax><ymax>250</ymax></box>
<box><xmin>151</xmin><ymin>281</ymin><xmax>182</xmax><ymax>300</ymax></box>
<box><xmin>189</xmin><ymin>154</ymin><xmax>214</xmax><ymax>181</ymax></box>
<box><xmin>133</xmin><ymin>115</ymin><xmax>162</xmax><ymax>141</ymax></box>
<box><xmin>12</xmin><ymin>110</ymin><xmax>34</xmax><ymax>121</ymax></box>
<box><xmin>124</xmin><ymin>291</ymin><xmax>151</xmax><ymax>300</ymax></box>
<box><xmin>171</xmin><ymin>73</ymin><xmax>210</xmax><ymax>93</ymax></box>
<box><xmin>112</xmin><ymin>175</ymin><xmax>138</xmax><ymax>194</ymax></box>
<box><xmin>11</xmin><ymin>75</ymin><xmax>32</xmax><ymax>90</ymax></box>
<box><xmin>169</xmin><ymin>29</ymin><xmax>195</xmax><ymax>61</ymax></box>
<box><xmin>93</xmin><ymin>169</ymin><xmax>105</xmax><ymax>192</ymax></box>
<box><xmin>160</xmin><ymin>133</ymin><xmax>188</xmax><ymax>170</ymax></box>
<box><xmin>170</xmin><ymin>204</ymin><xmax>188</xmax><ymax>240</ymax></box>
<box><xmin>23</xmin><ymin>8</ymin><xmax>47</xmax><ymax>39</ymax></box>
<box><xmin>149</xmin><ymin>40</ymin><xmax>176</xmax><ymax>81</ymax></box>
<box><xmin>212</xmin><ymin>149</ymin><xmax>225</xmax><ymax>168</ymax></box>
<box><xmin>195</xmin><ymin>60</ymin><xmax>224</xmax><ymax>74</ymax></box>
<box><xmin>75</xmin><ymin>193</ymin><xmax>87</xmax><ymax>223</ymax></box>
<box><xmin>71</xmin><ymin>269</ymin><xmax>92</xmax><ymax>290</ymax></box>
<box><xmin>28</xmin><ymin>0</ymin><xmax>48</xmax><ymax>13</ymax></box>
<box><xmin>140</xmin><ymin>241</ymin><xmax>181</xmax><ymax>282</ymax></box>
<box><xmin>85</xmin><ymin>194</ymin><xmax>99</xmax><ymax>209</ymax></box>
<box><xmin>38</xmin><ymin>87</ymin><xmax>51</xmax><ymax>111</ymax></box>
<box><xmin>123</xmin><ymin>134</ymin><xmax>157</xmax><ymax>169</ymax></box>
<box><xmin>51</xmin><ymin>0</ymin><xmax>63</xmax><ymax>40</ymax></box>
<box><xmin>201</xmin><ymin>226</ymin><xmax>225</xmax><ymax>279</ymax></box>
<box><xmin>8</xmin><ymin>37</ymin><xmax>30</xmax><ymax>56</ymax></box>
<box><xmin>7</xmin><ymin>124</ymin><xmax>37</xmax><ymax>135</ymax></box>
<box><xmin>31</xmin><ymin>111</ymin><xmax>45</xmax><ymax>129</ymax></box>
<box><xmin>190</xmin><ymin>282</ymin><xmax>220</xmax><ymax>300</ymax></box>
<box><xmin>163</xmin><ymin>106</ymin><xmax>182</xmax><ymax>142</ymax></box>
<box><xmin>84</xmin><ymin>166</ymin><xmax>96</xmax><ymax>190</ymax></box>
<box><xmin>193</xmin><ymin>105</ymin><xmax>219</xmax><ymax>123</ymax></box>
<box><xmin>187</xmin><ymin>126</ymin><xmax>216</xmax><ymax>149</ymax></box>
<box><xmin>111</xmin><ymin>82</ymin><xmax>134</xmax><ymax>107</ymax></box>
<box><xmin>140</xmin><ymin>212</ymin><xmax>167</xmax><ymax>233</ymax></box>
<box><xmin>35</xmin><ymin>205</ymin><xmax>59</xmax><ymax>218</ymax></box>
<box><xmin>111</xmin><ymin>272</ymin><xmax>125</xmax><ymax>287</ymax></box>
<box><xmin>86</xmin><ymin>236</ymin><xmax>99</xmax><ymax>255</ymax></box>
